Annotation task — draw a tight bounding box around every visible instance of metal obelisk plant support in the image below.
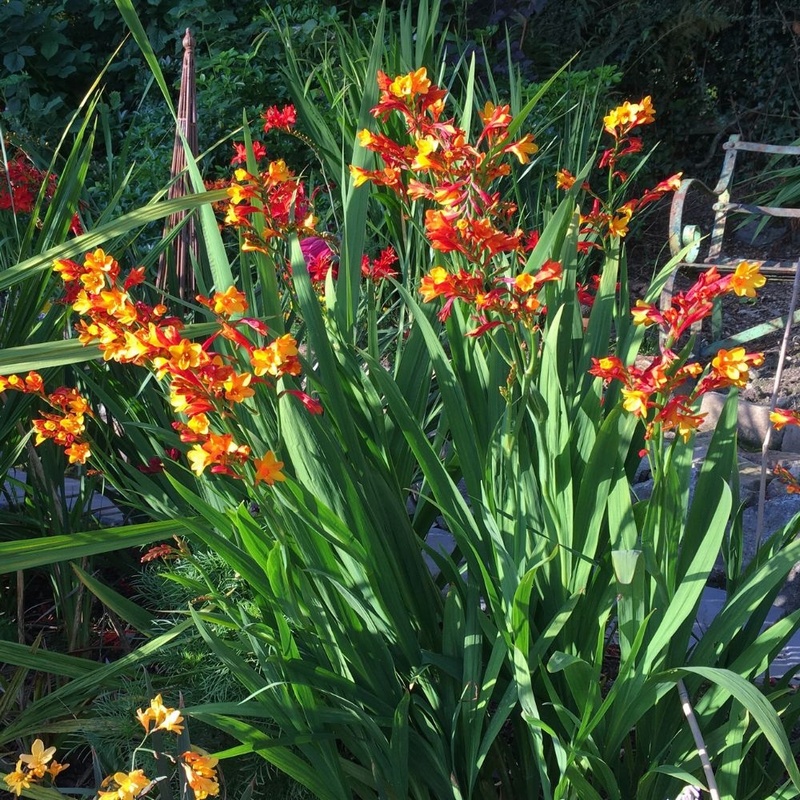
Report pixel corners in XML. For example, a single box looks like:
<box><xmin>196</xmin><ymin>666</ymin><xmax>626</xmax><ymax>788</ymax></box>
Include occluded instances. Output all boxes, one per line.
<box><xmin>157</xmin><ymin>28</ymin><xmax>199</xmax><ymax>299</ymax></box>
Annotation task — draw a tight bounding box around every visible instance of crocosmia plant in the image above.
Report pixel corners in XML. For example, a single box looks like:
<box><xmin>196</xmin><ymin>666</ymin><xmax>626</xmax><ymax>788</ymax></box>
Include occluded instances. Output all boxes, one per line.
<box><xmin>3</xmin><ymin>44</ymin><xmax>800</xmax><ymax>800</ymax></box>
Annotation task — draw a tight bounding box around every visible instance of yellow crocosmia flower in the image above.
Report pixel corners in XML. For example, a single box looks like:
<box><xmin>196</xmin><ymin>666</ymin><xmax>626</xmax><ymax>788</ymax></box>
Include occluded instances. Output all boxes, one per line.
<box><xmin>80</xmin><ymin>269</ymin><xmax>106</xmax><ymax>294</ymax></box>
<box><xmin>107</xmin><ymin>770</ymin><xmax>151</xmax><ymax>800</ymax></box>
<box><xmin>187</xmin><ymin>444</ymin><xmax>213</xmax><ymax>476</ymax></box>
<box><xmin>712</xmin><ymin>347</ymin><xmax>750</xmax><ymax>384</ymax></box>
<box><xmin>357</xmin><ymin>129</ymin><xmax>376</xmax><ymax>147</ymax></box>
<box><xmin>349</xmin><ymin>164</ymin><xmax>372</xmax><ymax>187</ymax></box>
<box><xmin>18</xmin><ymin>738</ymin><xmax>56</xmax><ymax>778</ymax></box>
<box><xmin>621</xmin><ymin>388</ymin><xmax>649</xmax><ymax>417</ymax></box>
<box><xmin>389</xmin><ymin>67</ymin><xmax>430</xmax><ymax>98</ymax></box>
<box><xmin>770</xmin><ymin>408</ymin><xmax>800</xmax><ymax>430</ymax></box>
<box><xmin>156</xmin><ymin>707</ymin><xmax>185</xmax><ymax>734</ymax></box>
<box><xmin>188</xmin><ymin>413</ymin><xmax>210</xmax><ymax>435</ymax></box>
<box><xmin>135</xmin><ymin>694</ymin><xmax>183</xmax><ymax>734</ymax></box>
<box><xmin>226</xmin><ymin>183</ymin><xmax>252</xmax><ymax>204</ymax></box>
<box><xmin>514</xmin><ymin>273</ymin><xmax>536</xmax><ymax>293</ymax></box>
<box><xmin>730</xmin><ymin>260</ymin><xmax>766</xmax><ymax>298</ymax></box>
<box><xmin>4</xmin><ymin>761</ymin><xmax>32</xmax><ymax>796</ymax></box>
<box><xmin>631</xmin><ymin>300</ymin><xmax>657</xmax><ymax>326</ymax></box>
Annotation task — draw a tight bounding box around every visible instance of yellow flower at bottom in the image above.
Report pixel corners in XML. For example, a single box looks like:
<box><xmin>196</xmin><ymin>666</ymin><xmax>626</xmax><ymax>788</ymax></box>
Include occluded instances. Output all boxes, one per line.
<box><xmin>99</xmin><ymin>770</ymin><xmax>150</xmax><ymax>800</ymax></box>
<box><xmin>4</xmin><ymin>761</ymin><xmax>32</xmax><ymax>796</ymax></box>
<box><xmin>182</xmin><ymin>751</ymin><xmax>220</xmax><ymax>800</ymax></box>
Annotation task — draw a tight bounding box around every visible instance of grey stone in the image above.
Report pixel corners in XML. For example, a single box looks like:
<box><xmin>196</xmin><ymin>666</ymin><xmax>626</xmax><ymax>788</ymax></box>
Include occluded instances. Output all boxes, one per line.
<box><xmin>738</xmin><ymin>399</ymin><xmax>783</xmax><ymax>449</ymax></box>
<box><xmin>782</xmin><ymin>424</ymin><xmax>800</xmax><ymax>453</ymax></box>
<box><xmin>698</xmin><ymin>392</ymin><xmax>785</xmax><ymax>449</ymax></box>
<box><xmin>741</xmin><ymin>495</ymin><xmax>800</xmax><ymax>568</ymax></box>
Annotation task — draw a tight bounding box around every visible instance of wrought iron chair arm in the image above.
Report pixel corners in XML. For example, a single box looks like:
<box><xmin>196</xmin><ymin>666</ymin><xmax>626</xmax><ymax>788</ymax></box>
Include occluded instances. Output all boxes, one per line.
<box><xmin>668</xmin><ymin>178</ymin><xmax>717</xmax><ymax>260</ymax></box>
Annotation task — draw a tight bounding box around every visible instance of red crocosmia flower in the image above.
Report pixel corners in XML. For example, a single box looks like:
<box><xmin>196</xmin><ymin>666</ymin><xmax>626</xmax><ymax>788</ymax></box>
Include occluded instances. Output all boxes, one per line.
<box><xmin>362</xmin><ymin>246</ymin><xmax>399</xmax><ymax>280</ymax></box>
<box><xmin>307</xmin><ymin>252</ymin><xmax>338</xmax><ymax>283</ymax></box>
<box><xmin>141</xmin><ymin>543</ymin><xmax>177</xmax><ymax>563</ymax></box>
<box><xmin>231</xmin><ymin>141</ymin><xmax>268</xmax><ymax>165</ymax></box>
<box><xmin>522</xmin><ymin>230</ymin><xmax>540</xmax><ymax>251</ymax></box>
<box><xmin>123</xmin><ymin>267</ymin><xmax>146</xmax><ymax>290</ymax></box>
<box><xmin>137</xmin><ymin>456</ymin><xmax>164</xmax><ymax>474</ymax></box>
<box><xmin>281</xmin><ymin>389</ymin><xmax>323</xmax><ymax>414</ymax></box>
<box><xmin>262</xmin><ymin>105</ymin><xmax>297</xmax><ymax>132</ymax></box>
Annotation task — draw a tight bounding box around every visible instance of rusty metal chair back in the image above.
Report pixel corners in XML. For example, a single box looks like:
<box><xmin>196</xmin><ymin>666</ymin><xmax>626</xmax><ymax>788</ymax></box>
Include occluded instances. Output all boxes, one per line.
<box><xmin>663</xmin><ymin>134</ymin><xmax>800</xmax><ymax>356</ymax></box>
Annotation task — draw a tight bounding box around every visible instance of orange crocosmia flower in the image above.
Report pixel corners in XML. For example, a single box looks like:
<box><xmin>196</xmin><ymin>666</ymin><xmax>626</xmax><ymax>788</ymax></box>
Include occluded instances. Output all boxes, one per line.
<box><xmin>182</xmin><ymin>751</ymin><xmax>218</xmax><ymax>779</ymax></box>
<box><xmin>47</xmin><ymin>760</ymin><xmax>70</xmax><ymax>779</ymax></box>
<box><xmin>555</xmin><ymin>169</ymin><xmax>576</xmax><ymax>190</ymax></box>
<box><xmin>223</xmin><ymin>371</ymin><xmax>255</xmax><ymax>403</ymax></box>
<box><xmin>181</xmin><ymin>753</ymin><xmax>219</xmax><ymax>800</ymax></box>
<box><xmin>208</xmin><ymin>286</ymin><xmax>248</xmax><ymax>316</ymax></box>
<box><xmin>254</xmin><ymin>451</ymin><xmax>286</xmax><ymax>486</ymax></box>
<box><xmin>730</xmin><ymin>260</ymin><xmax>766</xmax><ymax>298</ymax></box>
<box><xmin>268</xmin><ymin>159</ymin><xmax>290</xmax><ymax>183</ymax></box>
<box><xmin>24</xmin><ymin>371</ymin><xmax>44</xmax><ymax>393</ymax></box>
<box><xmin>621</xmin><ymin>388</ymin><xmax>650</xmax><ymax>417</ymax></box>
<box><xmin>656</xmin><ymin>399</ymin><xmax>705</xmax><ymax>442</ymax></box>
<box><xmin>167</xmin><ymin>340</ymin><xmax>206</xmax><ymax>371</ymax></box>
<box><xmin>419</xmin><ymin>266</ymin><xmax>451</xmax><ymax>302</ymax></box>
<box><xmin>479</xmin><ymin>101</ymin><xmax>513</xmax><ymax>132</ymax></box>
<box><xmin>83</xmin><ymin>248</ymin><xmax>118</xmax><ymax>275</ymax></box>
<box><xmin>711</xmin><ymin>347</ymin><xmax>763</xmax><ymax>386</ymax></box>
<box><xmin>503</xmin><ymin>134</ymin><xmax>539</xmax><ymax>164</ymax></box>
<box><xmin>770</xmin><ymin>408</ymin><xmax>800</xmax><ymax>430</ymax></box>
<box><xmin>53</xmin><ymin>258</ymin><xmax>82</xmax><ymax>282</ymax></box>
<box><xmin>589</xmin><ymin>355</ymin><xmax>625</xmax><ymax>381</ymax></box>
<box><xmin>388</xmin><ymin>67</ymin><xmax>431</xmax><ymax>98</ymax></box>
<box><xmin>181</xmin><ymin>759</ymin><xmax>219</xmax><ymax>800</ymax></box>
<box><xmin>65</xmin><ymin>442</ymin><xmax>91</xmax><ymax>465</ymax></box>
